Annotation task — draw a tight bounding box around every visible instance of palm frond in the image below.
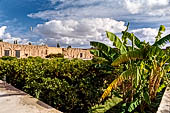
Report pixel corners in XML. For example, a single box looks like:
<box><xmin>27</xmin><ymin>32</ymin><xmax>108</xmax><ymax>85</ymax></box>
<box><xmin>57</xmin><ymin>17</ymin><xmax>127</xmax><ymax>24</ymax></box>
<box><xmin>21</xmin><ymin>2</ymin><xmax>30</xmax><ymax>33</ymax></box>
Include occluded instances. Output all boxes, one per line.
<box><xmin>90</xmin><ymin>49</ymin><xmax>105</xmax><ymax>57</ymax></box>
<box><xmin>106</xmin><ymin>31</ymin><xmax>127</xmax><ymax>54</ymax></box>
<box><xmin>121</xmin><ymin>22</ymin><xmax>129</xmax><ymax>45</ymax></box>
<box><xmin>101</xmin><ymin>69</ymin><xmax>132</xmax><ymax>100</ymax></box>
<box><xmin>90</xmin><ymin>41</ymin><xmax>118</xmax><ymax>55</ymax></box>
<box><xmin>155</xmin><ymin>25</ymin><xmax>166</xmax><ymax>42</ymax></box>
<box><xmin>112</xmin><ymin>50</ymin><xmax>144</xmax><ymax>66</ymax></box>
<box><xmin>152</xmin><ymin>34</ymin><xmax>170</xmax><ymax>47</ymax></box>
<box><xmin>92</xmin><ymin>96</ymin><xmax>122</xmax><ymax>113</ymax></box>
<box><xmin>147</xmin><ymin>46</ymin><xmax>165</xmax><ymax>59</ymax></box>
<box><xmin>90</xmin><ymin>49</ymin><xmax>114</xmax><ymax>61</ymax></box>
<box><xmin>122</xmin><ymin>31</ymin><xmax>143</xmax><ymax>48</ymax></box>
<box><xmin>90</xmin><ymin>42</ymin><xmax>118</xmax><ymax>61</ymax></box>
<box><xmin>165</xmin><ymin>64</ymin><xmax>170</xmax><ymax>72</ymax></box>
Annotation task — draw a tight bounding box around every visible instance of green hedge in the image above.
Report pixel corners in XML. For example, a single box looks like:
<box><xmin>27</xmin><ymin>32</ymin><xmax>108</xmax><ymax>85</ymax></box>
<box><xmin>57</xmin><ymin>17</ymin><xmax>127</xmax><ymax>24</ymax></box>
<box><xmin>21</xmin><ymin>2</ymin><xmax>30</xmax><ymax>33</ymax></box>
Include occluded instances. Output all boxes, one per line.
<box><xmin>46</xmin><ymin>53</ymin><xmax>64</xmax><ymax>58</ymax></box>
<box><xmin>0</xmin><ymin>57</ymin><xmax>114</xmax><ymax>113</ymax></box>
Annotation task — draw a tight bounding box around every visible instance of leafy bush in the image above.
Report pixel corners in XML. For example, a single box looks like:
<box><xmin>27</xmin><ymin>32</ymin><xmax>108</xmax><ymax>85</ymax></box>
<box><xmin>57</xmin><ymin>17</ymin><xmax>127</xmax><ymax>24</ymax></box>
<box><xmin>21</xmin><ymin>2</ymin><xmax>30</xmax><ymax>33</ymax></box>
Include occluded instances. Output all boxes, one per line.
<box><xmin>46</xmin><ymin>53</ymin><xmax>64</xmax><ymax>58</ymax></box>
<box><xmin>0</xmin><ymin>56</ymin><xmax>17</xmax><ymax>60</ymax></box>
<box><xmin>0</xmin><ymin>57</ymin><xmax>114</xmax><ymax>113</ymax></box>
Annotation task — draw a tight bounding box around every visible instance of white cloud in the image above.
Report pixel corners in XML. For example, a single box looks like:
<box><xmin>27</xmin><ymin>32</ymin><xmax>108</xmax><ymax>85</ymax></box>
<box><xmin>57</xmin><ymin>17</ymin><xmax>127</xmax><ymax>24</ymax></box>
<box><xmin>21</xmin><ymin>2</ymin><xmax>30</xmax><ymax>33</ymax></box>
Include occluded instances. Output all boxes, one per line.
<box><xmin>0</xmin><ymin>26</ymin><xmax>7</xmax><ymax>37</ymax></box>
<box><xmin>0</xmin><ymin>26</ymin><xmax>29</xmax><ymax>44</ymax></box>
<box><xmin>147</xmin><ymin>7</ymin><xmax>170</xmax><ymax>16</ymax></box>
<box><xmin>27</xmin><ymin>0</ymin><xmax>170</xmax><ymax>47</ymax></box>
<box><xmin>131</xmin><ymin>27</ymin><xmax>170</xmax><ymax>47</ymax></box>
<box><xmin>33</xmin><ymin>18</ymin><xmax>126</xmax><ymax>47</ymax></box>
<box><xmin>124</xmin><ymin>0</ymin><xmax>170</xmax><ymax>15</ymax></box>
<box><xmin>147</xmin><ymin>0</ymin><xmax>169</xmax><ymax>6</ymax></box>
<box><xmin>131</xmin><ymin>28</ymin><xmax>158</xmax><ymax>43</ymax></box>
<box><xmin>124</xmin><ymin>0</ymin><xmax>142</xmax><ymax>14</ymax></box>
<box><xmin>28</xmin><ymin>0</ymin><xmax>170</xmax><ymax>21</ymax></box>
<box><xmin>27</xmin><ymin>0</ymin><xmax>126</xmax><ymax>20</ymax></box>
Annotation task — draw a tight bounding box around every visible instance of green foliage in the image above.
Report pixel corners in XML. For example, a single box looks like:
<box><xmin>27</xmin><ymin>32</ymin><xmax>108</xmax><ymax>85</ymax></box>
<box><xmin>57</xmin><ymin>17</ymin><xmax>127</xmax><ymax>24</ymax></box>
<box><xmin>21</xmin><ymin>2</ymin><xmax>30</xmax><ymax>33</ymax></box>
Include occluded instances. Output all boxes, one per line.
<box><xmin>90</xmin><ymin>41</ymin><xmax>118</xmax><ymax>62</ymax></box>
<box><xmin>0</xmin><ymin>24</ymin><xmax>169</xmax><ymax>113</ymax></box>
<box><xmin>57</xmin><ymin>43</ymin><xmax>60</xmax><ymax>48</ymax></box>
<box><xmin>155</xmin><ymin>25</ymin><xmax>165</xmax><ymax>42</ymax></box>
<box><xmin>91</xmin><ymin>24</ymin><xmax>170</xmax><ymax>113</ymax></box>
<box><xmin>121</xmin><ymin>22</ymin><xmax>129</xmax><ymax>45</ymax></box>
<box><xmin>14</xmin><ymin>40</ymin><xmax>18</xmax><ymax>44</ymax></box>
<box><xmin>90</xmin><ymin>96</ymin><xmax>122</xmax><ymax>113</ymax></box>
<box><xmin>101</xmin><ymin>69</ymin><xmax>132</xmax><ymax>100</ymax></box>
<box><xmin>122</xmin><ymin>32</ymin><xmax>143</xmax><ymax>49</ymax></box>
<box><xmin>67</xmin><ymin>45</ymin><xmax>72</xmax><ymax>48</ymax></box>
<box><xmin>143</xmin><ymin>91</ymin><xmax>151</xmax><ymax>105</ymax></box>
<box><xmin>111</xmin><ymin>50</ymin><xmax>144</xmax><ymax>66</ymax></box>
<box><xmin>46</xmin><ymin>53</ymin><xmax>64</xmax><ymax>58</ymax></box>
<box><xmin>153</xmin><ymin>34</ymin><xmax>170</xmax><ymax>47</ymax></box>
<box><xmin>128</xmin><ymin>99</ymin><xmax>141</xmax><ymax>112</ymax></box>
<box><xmin>0</xmin><ymin>56</ymin><xmax>17</xmax><ymax>60</ymax></box>
<box><xmin>28</xmin><ymin>42</ymin><xmax>32</xmax><ymax>45</ymax></box>
<box><xmin>106</xmin><ymin>31</ymin><xmax>127</xmax><ymax>54</ymax></box>
<box><xmin>0</xmin><ymin>57</ymin><xmax>114</xmax><ymax>113</ymax></box>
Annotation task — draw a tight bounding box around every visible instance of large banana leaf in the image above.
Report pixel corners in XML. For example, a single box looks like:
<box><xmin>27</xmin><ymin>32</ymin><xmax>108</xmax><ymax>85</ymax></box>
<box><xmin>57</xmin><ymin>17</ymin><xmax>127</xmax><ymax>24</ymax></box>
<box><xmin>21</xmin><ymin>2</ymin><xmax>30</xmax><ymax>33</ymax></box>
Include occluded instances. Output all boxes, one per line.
<box><xmin>128</xmin><ymin>98</ymin><xmax>142</xmax><ymax>112</ymax></box>
<box><xmin>90</xmin><ymin>49</ymin><xmax>106</xmax><ymax>57</ymax></box>
<box><xmin>165</xmin><ymin>64</ymin><xmax>170</xmax><ymax>72</ymax></box>
<box><xmin>121</xmin><ymin>22</ymin><xmax>129</xmax><ymax>45</ymax></box>
<box><xmin>90</xmin><ymin>41</ymin><xmax>118</xmax><ymax>55</ymax></box>
<box><xmin>147</xmin><ymin>46</ymin><xmax>165</xmax><ymax>59</ymax></box>
<box><xmin>90</xmin><ymin>42</ymin><xmax>118</xmax><ymax>61</ymax></box>
<box><xmin>91</xmin><ymin>96</ymin><xmax>122</xmax><ymax>113</ymax></box>
<box><xmin>101</xmin><ymin>69</ymin><xmax>132</xmax><ymax>100</ymax></box>
<box><xmin>111</xmin><ymin>50</ymin><xmax>144</xmax><ymax>66</ymax></box>
<box><xmin>90</xmin><ymin>49</ymin><xmax>115</xmax><ymax>61</ymax></box>
<box><xmin>155</xmin><ymin>25</ymin><xmax>165</xmax><ymax>42</ymax></box>
<box><xmin>122</xmin><ymin>32</ymin><xmax>143</xmax><ymax>48</ymax></box>
<box><xmin>106</xmin><ymin>31</ymin><xmax>127</xmax><ymax>54</ymax></box>
<box><xmin>152</xmin><ymin>34</ymin><xmax>170</xmax><ymax>47</ymax></box>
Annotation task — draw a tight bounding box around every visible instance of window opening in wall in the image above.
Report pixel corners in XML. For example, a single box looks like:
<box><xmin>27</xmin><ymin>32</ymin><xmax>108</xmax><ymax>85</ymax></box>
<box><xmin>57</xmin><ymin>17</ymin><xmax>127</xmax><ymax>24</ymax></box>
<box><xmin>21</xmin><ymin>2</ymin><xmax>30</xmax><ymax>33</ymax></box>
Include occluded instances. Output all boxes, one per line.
<box><xmin>4</xmin><ymin>50</ymin><xmax>10</xmax><ymax>56</ymax></box>
<box><xmin>80</xmin><ymin>53</ymin><xmax>83</xmax><ymax>58</ymax></box>
<box><xmin>15</xmin><ymin>50</ymin><xmax>20</xmax><ymax>58</ymax></box>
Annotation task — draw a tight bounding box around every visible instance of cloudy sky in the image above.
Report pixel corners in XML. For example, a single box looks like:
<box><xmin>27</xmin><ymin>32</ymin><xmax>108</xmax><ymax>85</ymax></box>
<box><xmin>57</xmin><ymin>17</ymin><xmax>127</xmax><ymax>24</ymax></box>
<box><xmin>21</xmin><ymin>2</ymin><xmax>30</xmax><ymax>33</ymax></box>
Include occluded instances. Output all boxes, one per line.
<box><xmin>0</xmin><ymin>0</ymin><xmax>170</xmax><ymax>48</ymax></box>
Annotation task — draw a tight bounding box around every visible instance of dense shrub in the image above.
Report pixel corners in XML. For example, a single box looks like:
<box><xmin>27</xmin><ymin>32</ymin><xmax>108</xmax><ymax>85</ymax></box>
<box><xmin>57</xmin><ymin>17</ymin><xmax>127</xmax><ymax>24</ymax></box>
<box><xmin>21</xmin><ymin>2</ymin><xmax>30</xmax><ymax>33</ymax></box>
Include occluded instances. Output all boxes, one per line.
<box><xmin>46</xmin><ymin>53</ymin><xmax>64</xmax><ymax>58</ymax></box>
<box><xmin>0</xmin><ymin>56</ymin><xmax>17</xmax><ymax>60</ymax></box>
<box><xmin>0</xmin><ymin>57</ymin><xmax>114</xmax><ymax>113</ymax></box>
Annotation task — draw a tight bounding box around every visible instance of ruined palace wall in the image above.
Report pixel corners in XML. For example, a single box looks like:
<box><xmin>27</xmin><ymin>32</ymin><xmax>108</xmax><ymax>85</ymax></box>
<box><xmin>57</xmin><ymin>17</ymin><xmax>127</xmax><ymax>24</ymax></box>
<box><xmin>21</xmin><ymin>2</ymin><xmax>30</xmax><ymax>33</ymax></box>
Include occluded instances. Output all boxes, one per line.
<box><xmin>0</xmin><ymin>42</ymin><xmax>48</xmax><ymax>58</ymax></box>
<box><xmin>63</xmin><ymin>48</ymin><xmax>93</xmax><ymax>59</ymax></box>
<box><xmin>0</xmin><ymin>42</ymin><xmax>93</xmax><ymax>59</ymax></box>
<box><xmin>47</xmin><ymin>47</ymin><xmax>62</xmax><ymax>55</ymax></box>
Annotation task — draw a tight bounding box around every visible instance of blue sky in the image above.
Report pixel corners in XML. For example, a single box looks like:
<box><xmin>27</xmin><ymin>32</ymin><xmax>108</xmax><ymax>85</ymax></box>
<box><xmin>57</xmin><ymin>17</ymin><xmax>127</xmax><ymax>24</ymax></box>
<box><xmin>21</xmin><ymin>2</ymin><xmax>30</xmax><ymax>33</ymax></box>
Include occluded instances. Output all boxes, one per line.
<box><xmin>0</xmin><ymin>0</ymin><xmax>170</xmax><ymax>48</ymax></box>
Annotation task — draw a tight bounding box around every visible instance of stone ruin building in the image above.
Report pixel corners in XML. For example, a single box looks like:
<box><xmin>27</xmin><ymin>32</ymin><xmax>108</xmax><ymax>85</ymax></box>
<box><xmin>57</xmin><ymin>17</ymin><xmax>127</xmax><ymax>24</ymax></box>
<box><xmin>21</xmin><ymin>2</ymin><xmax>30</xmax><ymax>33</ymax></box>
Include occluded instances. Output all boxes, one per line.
<box><xmin>0</xmin><ymin>42</ymin><xmax>93</xmax><ymax>59</ymax></box>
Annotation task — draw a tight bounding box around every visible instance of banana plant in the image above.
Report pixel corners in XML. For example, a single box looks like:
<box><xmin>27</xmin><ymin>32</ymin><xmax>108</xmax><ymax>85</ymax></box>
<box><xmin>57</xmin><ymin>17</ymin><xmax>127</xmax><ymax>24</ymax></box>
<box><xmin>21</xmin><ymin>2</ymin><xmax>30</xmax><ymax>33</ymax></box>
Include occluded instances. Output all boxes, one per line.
<box><xmin>90</xmin><ymin>23</ymin><xmax>130</xmax><ymax>62</ymax></box>
<box><xmin>90</xmin><ymin>41</ymin><xmax>119</xmax><ymax>62</ymax></box>
<box><xmin>98</xmin><ymin>25</ymin><xmax>170</xmax><ymax>112</ymax></box>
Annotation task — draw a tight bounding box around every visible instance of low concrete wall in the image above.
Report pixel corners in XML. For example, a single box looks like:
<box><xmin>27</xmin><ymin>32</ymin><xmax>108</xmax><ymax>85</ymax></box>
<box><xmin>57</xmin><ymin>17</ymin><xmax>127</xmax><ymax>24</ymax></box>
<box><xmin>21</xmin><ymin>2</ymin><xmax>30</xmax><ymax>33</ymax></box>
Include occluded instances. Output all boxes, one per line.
<box><xmin>0</xmin><ymin>80</ymin><xmax>62</xmax><ymax>113</ymax></box>
<box><xmin>157</xmin><ymin>87</ymin><xmax>170</xmax><ymax>113</ymax></box>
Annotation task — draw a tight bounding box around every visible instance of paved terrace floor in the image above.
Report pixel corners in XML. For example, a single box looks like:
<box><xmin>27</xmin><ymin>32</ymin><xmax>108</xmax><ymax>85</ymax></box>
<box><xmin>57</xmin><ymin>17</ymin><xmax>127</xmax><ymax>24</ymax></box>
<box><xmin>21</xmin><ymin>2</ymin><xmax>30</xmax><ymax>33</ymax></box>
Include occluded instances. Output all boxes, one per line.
<box><xmin>0</xmin><ymin>80</ymin><xmax>62</xmax><ymax>113</ymax></box>
<box><xmin>157</xmin><ymin>86</ymin><xmax>170</xmax><ymax>113</ymax></box>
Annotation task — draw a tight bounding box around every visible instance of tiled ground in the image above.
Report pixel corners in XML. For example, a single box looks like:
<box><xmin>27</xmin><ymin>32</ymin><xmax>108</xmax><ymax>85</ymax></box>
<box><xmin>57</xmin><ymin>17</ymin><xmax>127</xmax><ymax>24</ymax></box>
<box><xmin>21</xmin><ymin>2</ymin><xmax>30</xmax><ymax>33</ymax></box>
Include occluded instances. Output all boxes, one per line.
<box><xmin>0</xmin><ymin>80</ymin><xmax>62</xmax><ymax>113</ymax></box>
<box><xmin>157</xmin><ymin>87</ymin><xmax>170</xmax><ymax>113</ymax></box>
